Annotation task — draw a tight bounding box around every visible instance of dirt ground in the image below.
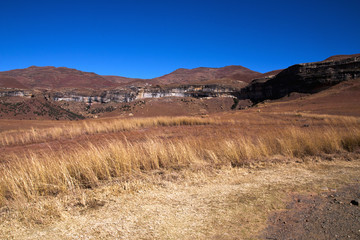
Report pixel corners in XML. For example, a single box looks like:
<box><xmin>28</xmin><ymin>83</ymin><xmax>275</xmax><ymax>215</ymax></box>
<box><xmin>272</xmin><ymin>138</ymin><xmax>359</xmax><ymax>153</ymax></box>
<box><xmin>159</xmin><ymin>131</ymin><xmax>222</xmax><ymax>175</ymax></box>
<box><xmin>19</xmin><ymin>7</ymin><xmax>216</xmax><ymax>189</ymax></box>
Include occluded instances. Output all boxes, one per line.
<box><xmin>1</xmin><ymin>155</ymin><xmax>360</xmax><ymax>239</ymax></box>
<box><xmin>263</xmin><ymin>184</ymin><xmax>360</xmax><ymax>240</ymax></box>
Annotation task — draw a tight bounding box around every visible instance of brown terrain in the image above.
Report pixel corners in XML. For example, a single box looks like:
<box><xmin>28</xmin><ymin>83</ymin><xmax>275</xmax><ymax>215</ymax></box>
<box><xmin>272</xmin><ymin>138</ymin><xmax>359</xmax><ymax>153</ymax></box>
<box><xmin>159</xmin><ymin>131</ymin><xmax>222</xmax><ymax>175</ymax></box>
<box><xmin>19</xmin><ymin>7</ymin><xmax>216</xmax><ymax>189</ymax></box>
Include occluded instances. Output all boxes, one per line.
<box><xmin>0</xmin><ymin>54</ymin><xmax>360</xmax><ymax>239</ymax></box>
<box><xmin>263</xmin><ymin>183</ymin><xmax>360</xmax><ymax>239</ymax></box>
<box><xmin>0</xmin><ymin>66</ymin><xmax>117</xmax><ymax>89</ymax></box>
<box><xmin>151</xmin><ymin>65</ymin><xmax>262</xmax><ymax>87</ymax></box>
<box><xmin>101</xmin><ymin>75</ymin><xmax>144</xmax><ymax>86</ymax></box>
<box><xmin>322</xmin><ymin>53</ymin><xmax>360</xmax><ymax>62</ymax></box>
<box><xmin>0</xmin><ymin>64</ymin><xmax>263</xmax><ymax>90</ymax></box>
<box><xmin>0</xmin><ymin>76</ymin><xmax>28</xmax><ymax>89</ymax></box>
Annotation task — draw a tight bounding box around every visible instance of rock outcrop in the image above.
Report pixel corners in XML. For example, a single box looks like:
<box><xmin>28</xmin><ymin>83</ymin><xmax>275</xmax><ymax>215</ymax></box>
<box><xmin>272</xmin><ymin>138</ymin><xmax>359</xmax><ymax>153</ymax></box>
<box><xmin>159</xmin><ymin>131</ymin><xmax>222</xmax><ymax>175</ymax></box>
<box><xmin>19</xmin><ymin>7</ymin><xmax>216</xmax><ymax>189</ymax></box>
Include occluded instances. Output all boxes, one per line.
<box><xmin>0</xmin><ymin>90</ymin><xmax>32</xmax><ymax>98</ymax></box>
<box><xmin>50</xmin><ymin>85</ymin><xmax>236</xmax><ymax>104</ymax></box>
<box><xmin>237</xmin><ymin>56</ymin><xmax>360</xmax><ymax>103</ymax></box>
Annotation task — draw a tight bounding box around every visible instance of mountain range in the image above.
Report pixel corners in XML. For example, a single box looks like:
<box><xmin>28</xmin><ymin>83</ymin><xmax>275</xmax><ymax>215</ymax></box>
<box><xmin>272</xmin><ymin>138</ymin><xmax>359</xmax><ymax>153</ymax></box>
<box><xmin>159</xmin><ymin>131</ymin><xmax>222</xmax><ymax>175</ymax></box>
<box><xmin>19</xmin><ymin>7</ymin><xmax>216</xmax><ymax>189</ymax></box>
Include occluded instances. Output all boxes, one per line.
<box><xmin>0</xmin><ymin>54</ymin><xmax>359</xmax><ymax>90</ymax></box>
<box><xmin>0</xmin><ymin>64</ymin><xmax>270</xmax><ymax>90</ymax></box>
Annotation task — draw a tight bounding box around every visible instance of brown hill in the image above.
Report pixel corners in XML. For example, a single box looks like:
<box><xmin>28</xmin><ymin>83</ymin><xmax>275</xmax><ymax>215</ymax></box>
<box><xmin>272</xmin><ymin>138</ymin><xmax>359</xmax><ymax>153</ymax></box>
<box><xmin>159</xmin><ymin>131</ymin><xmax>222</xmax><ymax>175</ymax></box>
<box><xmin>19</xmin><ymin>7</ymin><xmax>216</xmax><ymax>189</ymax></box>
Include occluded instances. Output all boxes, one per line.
<box><xmin>0</xmin><ymin>66</ymin><xmax>118</xmax><ymax>89</ymax></box>
<box><xmin>0</xmin><ymin>65</ymin><xmax>261</xmax><ymax>89</ymax></box>
<box><xmin>258</xmin><ymin>69</ymin><xmax>283</xmax><ymax>78</ymax></box>
<box><xmin>256</xmin><ymin>78</ymin><xmax>360</xmax><ymax>117</ymax></box>
<box><xmin>151</xmin><ymin>65</ymin><xmax>261</xmax><ymax>86</ymax></box>
<box><xmin>323</xmin><ymin>53</ymin><xmax>360</xmax><ymax>62</ymax></box>
<box><xmin>102</xmin><ymin>75</ymin><xmax>144</xmax><ymax>86</ymax></box>
<box><xmin>2</xmin><ymin>54</ymin><xmax>359</xmax><ymax>90</ymax></box>
<box><xmin>0</xmin><ymin>96</ymin><xmax>85</xmax><ymax>120</ymax></box>
<box><xmin>0</xmin><ymin>76</ymin><xmax>28</xmax><ymax>89</ymax></box>
<box><xmin>239</xmin><ymin>54</ymin><xmax>360</xmax><ymax>103</ymax></box>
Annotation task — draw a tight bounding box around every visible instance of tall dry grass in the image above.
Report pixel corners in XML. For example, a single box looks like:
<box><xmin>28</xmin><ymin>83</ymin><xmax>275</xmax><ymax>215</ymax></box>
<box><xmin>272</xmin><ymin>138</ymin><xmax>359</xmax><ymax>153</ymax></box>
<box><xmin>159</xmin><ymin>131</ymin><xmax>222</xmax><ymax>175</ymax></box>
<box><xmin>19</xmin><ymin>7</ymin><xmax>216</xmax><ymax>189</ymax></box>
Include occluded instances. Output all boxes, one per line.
<box><xmin>1</xmin><ymin>125</ymin><xmax>360</xmax><ymax>206</ymax></box>
<box><xmin>0</xmin><ymin>116</ymin><xmax>217</xmax><ymax>147</ymax></box>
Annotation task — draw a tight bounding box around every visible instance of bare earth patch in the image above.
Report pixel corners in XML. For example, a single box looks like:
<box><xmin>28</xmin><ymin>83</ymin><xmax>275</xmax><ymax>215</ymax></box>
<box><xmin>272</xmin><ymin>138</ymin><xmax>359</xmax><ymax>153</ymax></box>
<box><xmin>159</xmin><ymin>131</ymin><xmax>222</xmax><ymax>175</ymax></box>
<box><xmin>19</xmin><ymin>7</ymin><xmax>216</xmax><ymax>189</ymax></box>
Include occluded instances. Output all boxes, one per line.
<box><xmin>263</xmin><ymin>184</ymin><xmax>360</xmax><ymax>240</ymax></box>
<box><xmin>1</xmin><ymin>156</ymin><xmax>360</xmax><ymax>239</ymax></box>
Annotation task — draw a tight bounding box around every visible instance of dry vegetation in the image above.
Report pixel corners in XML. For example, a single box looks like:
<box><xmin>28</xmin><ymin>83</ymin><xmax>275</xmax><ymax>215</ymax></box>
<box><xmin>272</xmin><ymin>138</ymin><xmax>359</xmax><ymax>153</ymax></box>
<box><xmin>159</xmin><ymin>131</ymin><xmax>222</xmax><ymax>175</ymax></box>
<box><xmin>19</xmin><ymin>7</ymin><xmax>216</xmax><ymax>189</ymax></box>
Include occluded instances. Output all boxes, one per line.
<box><xmin>0</xmin><ymin>116</ymin><xmax>217</xmax><ymax>147</ymax></box>
<box><xmin>1</xmin><ymin>114</ymin><xmax>360</xmax><ymax>205</ymax></box>
<box><xmin>2</xmin><ymin>153</ymin><xmax>360</xmax><ymax>239</ymax></box>
<box><xmin>1</xmin><ymin>112</ymin><xmax>360</xmax><ymax>239</ymax></box>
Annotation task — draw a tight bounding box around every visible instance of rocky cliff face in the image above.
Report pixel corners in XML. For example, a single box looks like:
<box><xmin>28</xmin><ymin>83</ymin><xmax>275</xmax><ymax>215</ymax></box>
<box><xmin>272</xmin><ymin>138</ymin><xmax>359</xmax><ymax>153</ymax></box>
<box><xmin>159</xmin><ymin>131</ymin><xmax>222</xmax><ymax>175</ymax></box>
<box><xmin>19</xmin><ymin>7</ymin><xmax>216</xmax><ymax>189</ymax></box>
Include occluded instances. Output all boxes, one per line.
<box><xmin>0</xmin><ymin>90</ymin><xmax>32</xmax><ymax>98</ymax></box>
<box><xmin>138</xmin><ymin>85</ymin><xmax>236</xmax><ymax>99</ymax></box>
<box><xmin>238</xmin><ymin>56</ymin><xmax>360</xmax><ymax>103</ymax></box>
<box><xmin>49</xmin><ymin>85</ymin><xmax>236</xmax><ymax>104</ymax></box>
<box><xmin>52</xmin><ymin>89</ymin><xmax>137</xmax><ymax>104</ymax></box>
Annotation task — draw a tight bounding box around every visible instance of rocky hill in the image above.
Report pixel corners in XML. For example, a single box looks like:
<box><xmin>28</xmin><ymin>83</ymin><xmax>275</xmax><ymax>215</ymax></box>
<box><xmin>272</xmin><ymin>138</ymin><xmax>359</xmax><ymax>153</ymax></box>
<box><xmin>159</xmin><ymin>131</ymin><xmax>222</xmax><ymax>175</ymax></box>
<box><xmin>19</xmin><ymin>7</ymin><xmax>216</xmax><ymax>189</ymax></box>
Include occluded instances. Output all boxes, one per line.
<box><xmin>238</xmin><ymin>54</ymin><xmax>360</xmax><ymax>103</ymax></box>
<box><xmin>0</xmin><ymin>96</ymin><xmax>85</xmax><ymax>120</ymax></box>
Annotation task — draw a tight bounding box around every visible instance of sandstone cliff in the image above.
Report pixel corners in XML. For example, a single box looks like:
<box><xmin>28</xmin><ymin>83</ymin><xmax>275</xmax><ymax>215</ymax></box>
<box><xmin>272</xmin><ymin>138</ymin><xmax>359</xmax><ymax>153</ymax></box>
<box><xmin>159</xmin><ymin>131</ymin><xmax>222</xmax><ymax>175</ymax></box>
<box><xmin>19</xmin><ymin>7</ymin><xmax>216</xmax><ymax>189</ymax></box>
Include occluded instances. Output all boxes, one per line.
<box><xmin>238</xmin><ymin>56</ymin><xmax>360</xmax><ymax>103</ymax></box>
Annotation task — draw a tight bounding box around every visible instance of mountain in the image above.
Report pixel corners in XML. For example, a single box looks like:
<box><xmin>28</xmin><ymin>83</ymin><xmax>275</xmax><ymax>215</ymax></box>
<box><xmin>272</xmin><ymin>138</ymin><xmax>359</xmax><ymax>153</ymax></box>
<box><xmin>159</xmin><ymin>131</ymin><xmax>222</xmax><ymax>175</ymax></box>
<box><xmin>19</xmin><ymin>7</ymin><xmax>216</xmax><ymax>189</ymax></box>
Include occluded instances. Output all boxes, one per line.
<box><xmin>151</xmin><ymin>65</ymin><xmax>261</xmax><ymax>86</ymax></box>
<box><xmin>101</xmin><ymin>75</ymin><xmax>145</xmax><ymax>86</ymax></box>
<box><xmin>0</xmin><ymin>65</ymin><xmax>260</xmax><ymax>89</ymax></box>
<box><xmin>0</xmin><ymin>76</ymin><xmax>28</xmax><ymax>89</ymax></box>
<box><xmin>1</xmin><ymin>54</ymin><xmax>359</xmax><ymax>90</ymax></box>
<box><xmin>238</xmin><ymin>54</ymin><xmax>360</xmax><ymax>103</ymax></box>
<box><xmin>323</xmin><ymin>53</ymin><xmax>360</xmax><ymax>62</ymax></box>
<box><xmin>0</xmin><ymin>66</ymin><xmax>118</xmax><ymax>89</ymax></box>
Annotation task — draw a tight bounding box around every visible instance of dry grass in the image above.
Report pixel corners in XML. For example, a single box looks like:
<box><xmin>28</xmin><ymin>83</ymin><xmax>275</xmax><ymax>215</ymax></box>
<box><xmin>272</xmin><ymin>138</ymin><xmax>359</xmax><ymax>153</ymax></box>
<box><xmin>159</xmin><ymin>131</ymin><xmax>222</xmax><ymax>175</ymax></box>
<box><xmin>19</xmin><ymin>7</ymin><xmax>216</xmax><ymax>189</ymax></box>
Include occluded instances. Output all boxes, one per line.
<box><xmin>1</xmin><ymin>122</ymin><xmax>360</xmax><ymax>206</ymax></box>
<box><xmin>2</xmin><ymin>158</ymin><xmax>360</xmax><ymax>239</ymax></box>
<box><xmin>1</xmin><ymin>112</ymin><xmax>360</xmax><ymax>239</ymax></box>
<box><xmin>0</xmin><ymin>116</ymin><xmax>217</xmax><ymax>147</ymax></box>
<box><xmin>273</xmin><ymin>112</ymin><xmax>360</xmax><ymax>124</ymax></box>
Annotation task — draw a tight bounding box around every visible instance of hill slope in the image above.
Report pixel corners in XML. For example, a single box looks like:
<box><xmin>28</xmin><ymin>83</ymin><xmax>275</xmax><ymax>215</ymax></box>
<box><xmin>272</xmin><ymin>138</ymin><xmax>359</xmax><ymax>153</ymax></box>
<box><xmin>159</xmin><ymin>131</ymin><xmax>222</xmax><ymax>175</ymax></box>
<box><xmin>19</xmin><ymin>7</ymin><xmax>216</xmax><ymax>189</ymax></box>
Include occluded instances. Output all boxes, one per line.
<box><xmin>1</xmin><ymin>54</ymin><xmax>359</xmax><ymax>90</ymax></box>
<box><xmin>0</xmin><ymin>66</ymin><xmax>118</xmax><ymax>89</ymax></box>
<box><xmin>323</xmin><ymin>53</ymin><xmax>360</xmax><ymax>62</ymax></box>
<box><xmin>239</xmin><ymin>54</ymin><xmax>360</xmax><ymax>103</ymax></box>
<box><xmin>0</xmin><ymin>76</ymin><xmax>28</xmax><ymax>89</ymax></box>
<box><xmin>0</xmin><ymin>65</ymin><xmax>261</xmax><ymax>89</ymax></box>
<box><xmin>0</xmin><ymin>96</ymin><xmax>85</xmax><ymax>120</ymax></box>
<box><xmin>151</xmin><ymin>65</ymin><xmax>261</xmax><ymax>86</ymax></box>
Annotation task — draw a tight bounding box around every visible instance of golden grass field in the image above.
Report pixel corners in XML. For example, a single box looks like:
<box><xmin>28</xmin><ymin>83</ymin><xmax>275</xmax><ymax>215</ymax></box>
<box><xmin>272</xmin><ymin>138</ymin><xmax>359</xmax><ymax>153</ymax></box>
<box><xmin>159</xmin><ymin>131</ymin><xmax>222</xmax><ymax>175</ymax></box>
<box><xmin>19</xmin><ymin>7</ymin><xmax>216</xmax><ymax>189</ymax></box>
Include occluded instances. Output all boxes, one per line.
<box><xmin>1</xmin><ymin>115</ymin><xmax>359</xmax><ymax>205</ymax></box>
<box><xmin>1</xmin><ymin>83</ymin><xmax>360</xmax><ymax>239</ymax></box>
<box><xmin>0</xmin><ymin>116</ymin><xmax>217</xmax><ymax>147</ymax></box>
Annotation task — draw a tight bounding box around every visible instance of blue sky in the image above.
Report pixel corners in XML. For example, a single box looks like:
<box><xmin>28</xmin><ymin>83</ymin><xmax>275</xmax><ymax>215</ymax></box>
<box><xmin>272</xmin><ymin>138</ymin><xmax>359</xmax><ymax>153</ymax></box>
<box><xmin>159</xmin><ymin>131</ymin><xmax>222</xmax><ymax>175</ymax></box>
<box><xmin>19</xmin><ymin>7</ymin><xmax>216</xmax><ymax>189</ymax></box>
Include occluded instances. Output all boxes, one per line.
<box><xmin>1</xmin><ymin>0</ymin><xmax>359</xmax><ymax>78</ymax></box>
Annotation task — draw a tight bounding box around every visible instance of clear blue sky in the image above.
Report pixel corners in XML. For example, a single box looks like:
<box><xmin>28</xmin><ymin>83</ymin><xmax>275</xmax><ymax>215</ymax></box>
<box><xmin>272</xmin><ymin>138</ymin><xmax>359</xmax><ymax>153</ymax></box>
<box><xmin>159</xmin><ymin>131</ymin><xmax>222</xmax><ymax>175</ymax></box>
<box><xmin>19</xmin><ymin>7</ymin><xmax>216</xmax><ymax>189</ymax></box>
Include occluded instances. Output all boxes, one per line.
<box><xmin>1</xmin><ymin>0</ymin><xmax>359</xmax><ymax>78</ymax></box>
